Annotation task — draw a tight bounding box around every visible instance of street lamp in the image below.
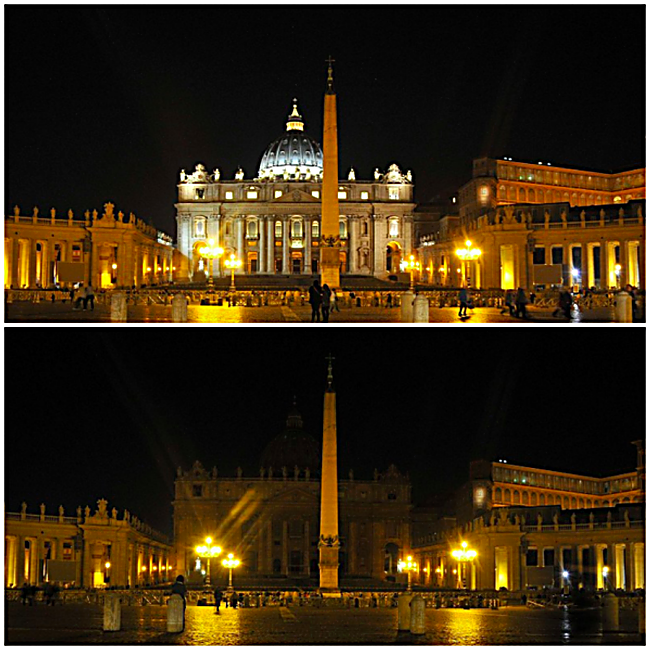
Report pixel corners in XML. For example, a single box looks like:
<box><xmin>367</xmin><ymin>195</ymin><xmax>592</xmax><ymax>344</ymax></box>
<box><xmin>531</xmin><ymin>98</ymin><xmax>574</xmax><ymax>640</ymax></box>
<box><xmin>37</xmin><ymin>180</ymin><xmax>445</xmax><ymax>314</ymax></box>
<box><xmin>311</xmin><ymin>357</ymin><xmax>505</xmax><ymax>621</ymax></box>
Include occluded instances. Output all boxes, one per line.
<box><xmin>397</xmin><ymin>555</ymin><xmax>418</xmax><ymax>591</ymax></box>
<box><xmin>455</xmin><ymin>240</ymin><xmax>482</xmax><ymax>287</ymax></box>
<box><xmin>224</xmin><ymin>254</ymin><xmax>243</xmax><ymax>292</ymax></box>
<box><xmin>222</xmin><ymin>553</ymin><xmax>240</xmax><ymax>591</ymax></box>
<box><xmin>614</xmin><ymin>263</ymin><xmax>622</xmax><ymax>289</ymax></box>
<box><xmin>451</xmin><ymin>541</ymin><xmax>477</xmax><ymax>589</ymax></box>
<box><xmin>195</xmin><ymin>537</ymin><xmax>222</xmax><ymax>586</ymax></box>
<box><xmin>602</xmin><ymin>565</ymin><xmax>610</xmax><ymax>591</ymax></box>
<box><xmin>198</xmin><ymin>239</ymin><xmax>224</xmax><ymax>288</ymax></box>
<box><xmin>400</xmin><ymin>255</ymin><xmax>421</xmax><ymax>293</ymax></box>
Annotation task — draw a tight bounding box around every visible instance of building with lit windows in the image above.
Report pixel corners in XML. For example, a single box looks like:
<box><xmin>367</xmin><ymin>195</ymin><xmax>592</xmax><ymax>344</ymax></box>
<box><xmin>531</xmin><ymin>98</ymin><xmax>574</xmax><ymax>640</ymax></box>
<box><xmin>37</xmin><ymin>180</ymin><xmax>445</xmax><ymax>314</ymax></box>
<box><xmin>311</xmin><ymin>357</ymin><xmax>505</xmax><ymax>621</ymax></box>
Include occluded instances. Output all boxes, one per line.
<box><xmin>172</xmin><ymin>404</ymin><xmax>412</xmax><ymax>585</ymax></box>
<box><xmin>417</xmin><ymin>157</ymin><xmax>645</xmax><ymax>291</ymax></box>
<box><xmin>4</xmin><ymin>202</ymin><xmax>173</xmax><ymax>289</ymax></box>
<box><xmin>410</xmin><ymin>442</ymin><xmax>645</xmax><ymax>593</ymax></box>
<box><xmin>458</xmin><ymin>157</ymin><xmax>645</xmax><ymax>226</ymax></box>
<box><xmin>4</xmin><ymin>500</ymin><xmax>172</xmax><ymax>589</ymax></box>
<box><xmin>174</xmin><ymin>100</ymin><xmax>416</xmax><ymax>282</ymax></box>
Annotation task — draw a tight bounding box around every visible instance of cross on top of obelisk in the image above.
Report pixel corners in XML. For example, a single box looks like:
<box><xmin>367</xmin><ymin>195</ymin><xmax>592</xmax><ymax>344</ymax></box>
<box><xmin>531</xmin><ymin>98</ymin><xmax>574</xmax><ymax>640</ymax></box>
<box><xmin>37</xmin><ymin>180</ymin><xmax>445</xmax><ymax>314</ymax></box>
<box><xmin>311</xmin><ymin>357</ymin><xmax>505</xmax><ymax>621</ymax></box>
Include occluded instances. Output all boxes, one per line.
<box><xmin>326</xmin><ymin>56</ymin><xmax>335</xmax><ymax>91</ymax></box>
<box><xmin>326</xmin><ymin>353</ymin><xmax>335</xmax><ymax>390</ymax></box>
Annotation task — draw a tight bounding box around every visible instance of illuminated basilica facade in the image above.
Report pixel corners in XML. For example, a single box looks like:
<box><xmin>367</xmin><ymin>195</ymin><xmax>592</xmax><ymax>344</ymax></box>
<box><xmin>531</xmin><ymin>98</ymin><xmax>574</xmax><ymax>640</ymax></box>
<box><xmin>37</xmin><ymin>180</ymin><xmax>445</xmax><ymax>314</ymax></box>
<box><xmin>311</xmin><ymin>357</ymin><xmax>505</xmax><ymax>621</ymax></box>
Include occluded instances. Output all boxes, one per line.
<box><xmin>174</xmin><ymin>101</ymin><xmax>415</xmax><ymax>282</ymax></box>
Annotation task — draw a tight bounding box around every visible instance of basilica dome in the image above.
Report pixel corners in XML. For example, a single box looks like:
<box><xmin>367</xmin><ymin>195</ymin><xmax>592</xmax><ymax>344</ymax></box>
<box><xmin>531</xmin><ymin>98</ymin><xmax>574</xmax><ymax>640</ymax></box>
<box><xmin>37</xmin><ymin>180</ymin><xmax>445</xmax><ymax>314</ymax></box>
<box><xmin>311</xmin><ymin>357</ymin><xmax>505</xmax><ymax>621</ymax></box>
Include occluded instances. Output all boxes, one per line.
<box><xmin>257</xmin><ymin>100</ymin><xmax>323</xmax><ymax>181</ymax></box>
<box><xmin>260</xmin><ymin>402</ymin><xmax>321</xmax><ymax>473</ymax></box>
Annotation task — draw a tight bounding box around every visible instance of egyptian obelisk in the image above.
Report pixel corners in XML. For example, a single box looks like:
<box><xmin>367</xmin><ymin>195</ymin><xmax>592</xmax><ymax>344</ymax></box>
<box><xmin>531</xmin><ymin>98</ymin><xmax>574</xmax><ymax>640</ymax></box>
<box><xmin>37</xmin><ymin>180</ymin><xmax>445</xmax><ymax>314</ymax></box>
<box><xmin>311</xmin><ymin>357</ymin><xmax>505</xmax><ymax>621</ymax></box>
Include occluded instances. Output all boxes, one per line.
<box><xmin>318</xmin><ymin>353</ymin><xmax>340</xmax><ymax>594</ymax></box>
<box><xmin>320</xmin><ymin>57</ymin><xmax>341</xmax><ymax>290</ymax></box>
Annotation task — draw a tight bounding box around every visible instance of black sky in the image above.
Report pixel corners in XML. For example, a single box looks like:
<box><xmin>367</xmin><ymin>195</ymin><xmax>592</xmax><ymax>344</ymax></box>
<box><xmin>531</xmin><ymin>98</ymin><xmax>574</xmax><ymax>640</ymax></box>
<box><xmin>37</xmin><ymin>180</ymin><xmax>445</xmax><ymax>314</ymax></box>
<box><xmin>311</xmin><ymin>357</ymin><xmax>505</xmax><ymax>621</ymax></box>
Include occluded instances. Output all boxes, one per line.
<box><xmin>5</xmin><ymin>5</ymin><xmax>646</xmax><ymax>235</ymax></box>
<box><xmin>4</xmin><ymin>328</ymin><xmax>645</xmax><ymax>537</ymax></box>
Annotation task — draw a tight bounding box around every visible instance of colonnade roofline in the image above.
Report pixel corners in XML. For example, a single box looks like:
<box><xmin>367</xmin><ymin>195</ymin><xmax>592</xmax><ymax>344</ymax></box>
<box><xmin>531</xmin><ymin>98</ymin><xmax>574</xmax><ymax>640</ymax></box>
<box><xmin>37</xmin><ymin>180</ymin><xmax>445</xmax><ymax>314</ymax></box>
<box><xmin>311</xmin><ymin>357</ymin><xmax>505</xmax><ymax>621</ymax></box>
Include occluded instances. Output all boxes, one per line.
<box><xmin>489</xmin><ymin>461</ymin><xmax>637</xmax><ymax>484</ymax></box>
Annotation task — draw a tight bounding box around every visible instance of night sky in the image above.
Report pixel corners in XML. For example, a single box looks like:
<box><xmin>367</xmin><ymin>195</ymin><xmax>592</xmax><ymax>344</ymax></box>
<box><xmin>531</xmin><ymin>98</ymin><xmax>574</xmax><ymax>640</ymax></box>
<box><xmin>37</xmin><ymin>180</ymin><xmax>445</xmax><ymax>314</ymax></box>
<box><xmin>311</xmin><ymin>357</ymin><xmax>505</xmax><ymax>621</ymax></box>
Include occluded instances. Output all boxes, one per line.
<box><xmin>5</xmin><ymin>5</ymin><xmax>645</xmax><ymax>236</ymax></box>
<box><xmin>5</xmin><ymin>328</ymin><xmax>645</xmax><ymax>537</ymax></box>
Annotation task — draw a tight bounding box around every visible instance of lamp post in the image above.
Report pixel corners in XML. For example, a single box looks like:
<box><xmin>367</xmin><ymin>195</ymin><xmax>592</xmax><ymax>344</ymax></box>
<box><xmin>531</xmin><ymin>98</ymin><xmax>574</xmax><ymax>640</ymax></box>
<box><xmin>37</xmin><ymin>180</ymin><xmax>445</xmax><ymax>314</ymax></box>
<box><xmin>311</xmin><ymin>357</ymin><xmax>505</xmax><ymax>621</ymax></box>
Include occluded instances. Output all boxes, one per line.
<box><xmin>455</xmin><ymin>240</ymin><xmax>482</xmax><ymax>288</ymax></box>
<box><xmin>602</xmin><ymin>565</ymin><xmax>610</xmax><ymax>591</ymax></box>
<box><xmin>224</xmin><ymin>254</ymin><xmax>243</xmax><ymax>292</ymax></box>
<box><xmin>222</xmin><ymin>553</ymin><xmax>240</xmax><ymax>591</ymax></box>
<box><xmin>451</xmin><ymin>541</ymin><xmax>477</xmax><ymax>589</ymax></box>
<box><xmin>614</xmin><ymin>264</ymin><xmax>622</xmax><ymax>289</ymax></box>
<box><xmin>400</xmin><ymin>255</ymin><xmax>421</xmax><ymax>293</ymax></box>
<box><xmin>195</xmin><ymin>537</ymin><xmax>222</xmax><ymax>586</ymax></box>
<box><xmin>397</xmin><ymin>555</ymin><xmax>418</xmax><ymax>591</ymax></box>
<box><xmin>198</xmin><ymin>239</ymin><xmax>224</xmax><ymax>288</ymax></box>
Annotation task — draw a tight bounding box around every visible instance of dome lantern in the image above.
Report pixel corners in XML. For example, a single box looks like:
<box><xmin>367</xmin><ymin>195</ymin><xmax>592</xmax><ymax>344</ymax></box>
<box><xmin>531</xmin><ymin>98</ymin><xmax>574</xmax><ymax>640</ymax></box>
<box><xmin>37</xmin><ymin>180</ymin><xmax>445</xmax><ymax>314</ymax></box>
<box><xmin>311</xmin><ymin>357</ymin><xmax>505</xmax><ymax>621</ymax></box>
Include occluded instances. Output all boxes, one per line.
<box><xmin>286</xmin><ymin>99</ymin><xmax>304</xmax><ymax>132</ymax></box>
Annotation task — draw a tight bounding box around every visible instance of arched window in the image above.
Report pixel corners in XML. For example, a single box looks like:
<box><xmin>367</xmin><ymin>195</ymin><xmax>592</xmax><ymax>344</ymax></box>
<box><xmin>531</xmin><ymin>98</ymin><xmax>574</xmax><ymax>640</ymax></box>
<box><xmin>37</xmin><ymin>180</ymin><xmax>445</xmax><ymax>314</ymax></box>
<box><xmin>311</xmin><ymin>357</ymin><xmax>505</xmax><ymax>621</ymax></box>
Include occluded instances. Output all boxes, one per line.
<box><xmin>339</xmin><ymin>220</ymin><xmax>348</xmax><ymax>239</ymax></box>
<box><xmin>570</xmin><ymin>497</ymin><xmax>577</xmax><ymax>509</ymax></box>
<box><xmin>499</xmin><ymin>185</ymin><xmax>506</xmax><ymax>199</ymax></box>
<box><xmin>246</xmin><ymin>220</ymin><xmax>258</xmax><ymax>238</ymax></box>
<box><xmin>495</xmin><ymin>487</ymin><xmax>503</xmax><ymax>502</ymax></box>
<box><xmin>388</xmin><ymin>218</ymin><xmax>399</xmax><ymax>238</ymax></box>
<box><xmin>508</xmin><ymin>187</ymin><xmax>516</xmax><ymax>201</ymax></box>
<box><xmin>224</xmin><ymin>220</ymin><xmax>232</xmax><ymax>236</ymax></box>
<box><xmin>362</xmin><ymin>220</ymin><xmax>369</xmax><ymax>236</ymax></box>
<box><xmin>578</xmin><ymin>498</ymin><xmax>584</xmax><ymax>508</ymax></box>
<box><xmin>522</xmin><ymin>492</ymin><xmax>529</xmax><ymax>505</ymax></box>
<box><xmin>528</xmin><ymin>189</ymin><xmax>535</xmax><ymax>202</ymax></box>
<box><xmin>513</xmin><ymin>490</ymin><xmax>520</xmax><ymax>505</ymax></box>
<box><xmin>194</xmin><ymin>218</ymin><xmax>206</xmax><ymax>237</ymax></box>
<box><xmin>531</xmin><ymin>493</ymin><xmax>538</xmax><ymax>506</ymax></box>
<box><xmin>518</xmin><ymin>188</ymin><xmax>526</xmax><ymax>202</ymax></box>
<box><xmin>537</xmin><ymin>190</ymin><xmax>544</xmax><ymax>202</ymax></box>
<box><xmin>539</xmin><ymin>493</ymin><xmax>546</xmax><ymax>506</ymax></box>
<box><xmin>292</xmin><ymin>220</ymin><xmax>303</xmax><ymax>238</ymax></box>
<box><xmin>563</xmin><ymin>497</ymin><xmax>569</xmax><ymax>508</ymax></box>
<box><xmin>275</xmin><ymin>220</ymin><xmax>283</xmax><ymax>238</ymax></box>
<box><xmin>312</xmin><ymin>220</ymin><xmax>320</xmax><ymax>239</ymax></box>
<box><xmin>504</xmin><ymin>488</ymin><xmax>511</xmax><ymax>502</ymax></box>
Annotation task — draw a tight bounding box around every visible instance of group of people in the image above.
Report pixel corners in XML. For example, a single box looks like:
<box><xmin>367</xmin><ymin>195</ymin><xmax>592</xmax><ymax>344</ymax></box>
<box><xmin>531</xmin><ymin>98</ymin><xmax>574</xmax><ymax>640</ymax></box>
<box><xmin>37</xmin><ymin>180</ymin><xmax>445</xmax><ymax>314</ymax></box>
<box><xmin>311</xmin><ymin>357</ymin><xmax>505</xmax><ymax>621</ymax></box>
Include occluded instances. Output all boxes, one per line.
<box><xmin>308</xmin><ymin>280</ymin><xmax>339</xmax><ymax>322</ymax></box>
<box><xmin>70</xmin><ymin>283</ymin><xmax>95</xmax><ymax>311</ymax></box>
<box><xmin>499</xmin><ymin>288</ymin><xmax>534</xmax><ymax>319</ymax></box>
<box><xmin>19</xmin><ymin>582</ymin><xmax>59</xmax><ymax>605</ymax></box>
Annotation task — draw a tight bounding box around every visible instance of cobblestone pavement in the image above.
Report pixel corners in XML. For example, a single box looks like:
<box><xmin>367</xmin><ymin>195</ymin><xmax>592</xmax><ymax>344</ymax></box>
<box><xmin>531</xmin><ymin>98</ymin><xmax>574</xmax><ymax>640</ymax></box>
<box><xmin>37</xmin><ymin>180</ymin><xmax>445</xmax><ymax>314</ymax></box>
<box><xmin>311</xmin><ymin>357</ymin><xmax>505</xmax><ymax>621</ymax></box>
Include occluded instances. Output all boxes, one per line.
<box><xmin>5</xmin><ymin>302</ymin><xmax>626</xmax><ymax>324</ymax></box>
<box><xmin>5</xmin><ymin>603</ymin><xmax>644</xmax><ymax>645</ymax></box>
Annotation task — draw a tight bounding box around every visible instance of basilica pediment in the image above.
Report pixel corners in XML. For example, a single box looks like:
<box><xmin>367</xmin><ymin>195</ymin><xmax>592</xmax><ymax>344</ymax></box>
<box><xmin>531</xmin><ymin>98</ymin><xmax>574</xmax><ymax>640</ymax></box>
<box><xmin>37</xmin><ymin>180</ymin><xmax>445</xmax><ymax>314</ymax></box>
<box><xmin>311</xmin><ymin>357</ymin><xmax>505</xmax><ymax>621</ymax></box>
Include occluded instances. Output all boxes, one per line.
<box><xmin>273</xmin><ymin>189</ymin><xmax>320</xmax><ymax>203</ymax></box>
<box><xmin>268</xmin><ymin>486</ymin><xmax>319</xmax><ymax>503</ymax></box>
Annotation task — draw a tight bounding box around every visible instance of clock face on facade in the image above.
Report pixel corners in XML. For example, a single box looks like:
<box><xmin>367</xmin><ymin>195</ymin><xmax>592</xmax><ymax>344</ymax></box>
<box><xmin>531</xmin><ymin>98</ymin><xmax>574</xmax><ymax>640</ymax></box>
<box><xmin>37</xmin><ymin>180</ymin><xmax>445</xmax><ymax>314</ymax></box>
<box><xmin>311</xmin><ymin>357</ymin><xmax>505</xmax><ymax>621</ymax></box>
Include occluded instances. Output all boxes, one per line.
<box><xmin>474</xmin><ymin>486</ymin><xmax>485</xmax><ymax>507</ymax></box>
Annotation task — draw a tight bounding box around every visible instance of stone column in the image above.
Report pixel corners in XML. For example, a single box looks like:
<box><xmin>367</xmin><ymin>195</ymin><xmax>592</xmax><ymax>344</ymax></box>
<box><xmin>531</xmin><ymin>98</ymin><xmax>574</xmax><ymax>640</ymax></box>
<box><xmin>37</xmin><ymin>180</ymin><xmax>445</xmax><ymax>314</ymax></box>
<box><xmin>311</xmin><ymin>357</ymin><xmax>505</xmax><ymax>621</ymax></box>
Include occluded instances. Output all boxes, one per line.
<box><xmin>349</xmin><ymin>218</ymin><xmax>359</xmax><ymax>273</ymax></box>
<box><xmin>259</xmin><ymin>217</ymin><xmax>266</xmax><ymax>274</ymax></box>
<box><xmin>82</xmin><ymin>540</ymin><xmax>92</xmax><ymax>588</ymax></box>
<box><xmin>348</xmin><ymin>521</ymin><xmax>357</xmax><ymax>574</ymax></box>
<box><xmin>600</xmin><ymin>241</ymin><xmax>610</xmax><ymax>289</ymax></box>
<box><xmin>10</xmin><ymin>238</ymin><xmax>20</xmax><ymax>288</ymax></box>
<box><xmin>282</xmin><ymin>521</ymin><xmax>289</xmax><ymax>575</ymax></box>
<box><xmin>266</xmin><ymin>520</ymin><xmax>273</xmax><ymax>574</ymax></box>
<box><xmin>303</xmin><ymin>520</ymin><xmax>310</xmax><ymax>576</ymax></box>
<box><xmin>618</xmin><ymin>240</ymin><xmax>629</xmax><ymax>287</ymax></box>
<box><xmin>27</xmin><ymin>239</ymin><xmax>37</xmax><ymax>288</ymax></box>
<box><xmin>625</xmin><ymin>543</ymin><xmax>634</xmax><ymax>591</ymax></box>
<box><xmin>303</xmin><ymin>222</ymin><xmax>312</xmax><ymax>275</ymax></box>
<box><xmin>282</xmin><ymin>219</ymin><xmax>290</xmax><ymax>274</ymax></box>
<box><xmin>16</xmin><ymin>536</ymin><xmax>25</xmax><ymax>586</ymax></box>
<box><xmin>267</xmin><ymin>219</ymin><xmax>275</xmax><ymax>273</ymax></box>
<box><xmin>257</xmin><ymin>523</ymin><xmax>265</xmax><ymax>574</ymax></box>
<box><xmin>236</xmin><ymin>218</ymin><xmax>245</xmax><ymax>273</ymax></box>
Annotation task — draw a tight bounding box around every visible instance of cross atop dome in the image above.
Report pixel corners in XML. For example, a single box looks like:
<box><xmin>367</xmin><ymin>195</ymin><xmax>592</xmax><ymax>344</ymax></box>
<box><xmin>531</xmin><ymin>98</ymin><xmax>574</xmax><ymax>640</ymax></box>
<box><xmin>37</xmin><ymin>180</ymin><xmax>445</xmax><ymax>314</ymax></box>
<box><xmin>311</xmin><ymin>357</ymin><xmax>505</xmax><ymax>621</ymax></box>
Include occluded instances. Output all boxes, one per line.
<box><xmin>326</xmin><ymin>56</ymin><xmax>335</xmax><ymax>93</ymax></box>
<box><xmin>286</xmin><ymin>98</ymin><xmax>304</xmax><ymax>132</ymax></box>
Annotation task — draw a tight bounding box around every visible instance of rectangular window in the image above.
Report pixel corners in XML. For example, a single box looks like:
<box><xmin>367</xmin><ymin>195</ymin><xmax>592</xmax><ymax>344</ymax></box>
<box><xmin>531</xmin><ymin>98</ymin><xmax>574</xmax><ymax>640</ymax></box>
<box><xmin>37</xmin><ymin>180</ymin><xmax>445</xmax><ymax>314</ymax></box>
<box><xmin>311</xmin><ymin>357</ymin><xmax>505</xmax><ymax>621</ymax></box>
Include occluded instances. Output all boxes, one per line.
<box><xmin>195</xmin><ymin>188</ymin><xmax>205</xmax><ymax>199</ymax></box>
<box><xmin>338</xmin><ymin>191</ymin><xmax>347</xmax><ymax>200</ymax></box>
<box><xmin>246</xmin><ymin>191</ymin><xmax>258</xmax><ymax>199</ymax></box>
<box><xmin>72</xmin><ymin>245</ymin><xmax>81</xmax><ymax>262</ymax></box>
<box><xmin>526</xmin><ymin>548</ymin><xmax>538</xmax><ymax>567</ymax></box>
<box><xmin>311</xmin><ymin>221</ymin><xmax>319</xmax><ymax>239</ymax></box>
<box><xmin>389</xmin><ymin>188</ymin><xmax>400</xmax><ymax>200</ymax></box>
<box><xmin>274</xmin><ymin>190</ymin><xmax>283</xmax><ymax>199</ymax></box>
<box><xmin>275</xmin><ymin>221</ymin><xmax>282</xmax><ymax>238</ymax></box>
<box><xmin>311</xmin><ymin>191</ymin><xmax>320</xmax><ymax>199</ymax></box>
<box><xmin>63</xmin><ymin>542</ymin><xmax>73</xmax><ymax>560</ymax></box>
<box><xmin>225</xmin><ymin>191</ymin><xmax>234</xmax><ymax>200</ymax></box>
<box><xmin>192</xmin><ymin>484</ymin><xmax>203</xmax><ymax>497</ymax></box>
<box><xmin>361</xmin><ymin>191</ymin><xmax>369</xmax><ymax>200</ymax></box>
<box><xmin>533</xmin><ymin>247</ymin><xmax>545</xmax><ymax>265</ymax></box>
<box><xmin>543</xmin><ymin>548</ymin><xmax>555</xmax><ymax>567</ymax></box>
<box><xmin>551</xmin><ymin>247</ymin><xmax>563</xmax><ymax>265</ymax></box>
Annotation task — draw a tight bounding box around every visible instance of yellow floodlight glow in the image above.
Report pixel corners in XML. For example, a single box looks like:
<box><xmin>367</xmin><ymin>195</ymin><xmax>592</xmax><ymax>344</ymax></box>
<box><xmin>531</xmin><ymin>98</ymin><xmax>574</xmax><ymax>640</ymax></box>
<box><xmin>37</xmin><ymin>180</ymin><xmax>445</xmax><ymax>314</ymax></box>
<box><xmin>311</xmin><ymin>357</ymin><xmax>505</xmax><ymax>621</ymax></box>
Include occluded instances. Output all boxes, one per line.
<box><xmin>451</xmin><ymin>541</ymin><xmax>478</xmax><ymax>561</ymax></box>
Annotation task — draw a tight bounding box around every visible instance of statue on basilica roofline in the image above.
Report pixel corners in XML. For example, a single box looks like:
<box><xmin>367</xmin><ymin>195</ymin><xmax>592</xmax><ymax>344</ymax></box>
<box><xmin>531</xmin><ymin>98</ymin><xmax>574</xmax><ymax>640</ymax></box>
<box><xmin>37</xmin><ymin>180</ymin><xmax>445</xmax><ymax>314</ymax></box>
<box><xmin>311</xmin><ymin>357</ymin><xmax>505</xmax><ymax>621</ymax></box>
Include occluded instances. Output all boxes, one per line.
<box><xmin>213</xmin><ymin>168</ymin><xmax>220</xmax><ymax>181</ymax></box>
<box><xmin>180</xmin><ymin>169</ymin><xmax>186</xmax><ymax>182</ymax></box>
<box><xmin>13</xmin><ymin>205</ymin><xmax>20</xmax><ymax>217</ymax></box>
<box><xmin>348</xmin><ymin>168</ymin><xmax>356</xmax><ymax>181</ymax></box>
<box><xmin>235</xmin><ymin>167</ymin><xmax>244</xmax><ymax>180</ymax></box>
<box><xmin>374</xmin><ymin>168</ymin><xmax>381</xmax><ymax>181</ymax></box>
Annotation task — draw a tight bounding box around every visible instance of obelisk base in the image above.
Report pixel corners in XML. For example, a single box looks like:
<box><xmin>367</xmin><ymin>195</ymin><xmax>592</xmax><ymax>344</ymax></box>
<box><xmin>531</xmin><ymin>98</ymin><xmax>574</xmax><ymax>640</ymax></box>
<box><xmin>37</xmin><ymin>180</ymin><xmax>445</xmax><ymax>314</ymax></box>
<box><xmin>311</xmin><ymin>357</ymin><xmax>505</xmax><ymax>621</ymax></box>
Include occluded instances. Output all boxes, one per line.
<box><xmin>319</xmin><ymin>544</ymin><xmax>340</xmax><ymax>594</ymax></box>
<box><xmin>320</xmin><ymin>247</ymin><xmax>340</xmax><ymax>290</ymax></box>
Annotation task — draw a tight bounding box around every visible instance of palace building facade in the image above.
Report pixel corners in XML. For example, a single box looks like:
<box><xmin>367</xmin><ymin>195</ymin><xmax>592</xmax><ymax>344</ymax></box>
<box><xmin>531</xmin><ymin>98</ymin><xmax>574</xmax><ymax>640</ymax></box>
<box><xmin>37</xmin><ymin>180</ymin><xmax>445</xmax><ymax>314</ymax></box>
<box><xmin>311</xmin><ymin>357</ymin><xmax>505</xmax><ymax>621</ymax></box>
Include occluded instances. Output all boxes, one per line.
<box><xmin>172</xmin><ymin>405</ymin><xmax>412</xmax><ymax>585</ymax></box>
<box><xmin>4</xmin><ymin>500</ymin><xmax>172</xmax><ymax>589</ymax></box>
<box><xmin>4</xmin><ymin>203</ymin><xmax>173</xmax><ymax>290</ymax></box>
<box><xmin>174</xmin><ymin>101</ymin><xmax>416</xmax><ymax>283</ymax></box>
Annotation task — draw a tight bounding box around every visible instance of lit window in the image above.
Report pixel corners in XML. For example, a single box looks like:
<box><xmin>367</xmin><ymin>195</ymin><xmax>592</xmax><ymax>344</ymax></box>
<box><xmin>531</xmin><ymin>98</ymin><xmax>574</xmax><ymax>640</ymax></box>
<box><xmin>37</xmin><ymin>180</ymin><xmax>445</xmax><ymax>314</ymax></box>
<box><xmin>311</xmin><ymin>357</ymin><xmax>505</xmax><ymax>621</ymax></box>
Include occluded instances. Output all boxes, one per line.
<box><xmin>312</xmin><ymin>221</ymin><xmax>320</xmax><ymax>239</ymax></box>
<box><xmin>311</xmin><ymin>191</ymin><xmax>320</xmax><ymax>199</ymax></box>
<box><xmin>194</xmin><ymin>219</ymin><xmax>205</xmax><ymax>237</ymax></box>
<box><xmin>225</xmin><ymin>191</ymin><xmax>234</xmax><ymax>200</ymax></box>
<box><xmin>274</xmin><ymin>190</ymin><xmax>283</xmax><ymax>199</ymax></box>
<box><xmin>246</xmin><ymin>190</ymin><xmax>258</xmax><ymax>199</ymax></box>
<box><xmin>389</xmin><ymin>188</ymin><xmax>399</xmax><ymax>200</ymax></box>
<box><xmin>247</xmin><ymin>220</ymin><xmax>258</xmax><ymax>238</ymax></box>
<box><xmin>339</xmin><ymin>221</ymin><xmax>347</xmax><ymax>238</ymax></box>
<box><xmin>292</xmin><ymin>220</ymin><xmax>303</xmax><ymax>238</ymax></box>
<box><xmin>389</xmin><ymin>219</ymin><xmax>399</xmax><ymax>237</ymax></box>
<box><xmin>338</xmin><ymin>191</ymin><xmax>347</xmax><ymax>200</ymax></box>
<box><xmin>361</xmin><ymin>191</ymin><xmax>369</xmax><ymax>200</ymax></box>
<box><xmin>275</xmin><ymin>221</ymin><xmax>282</xmax><ymax>238</ymax></box>
<box><xmin>480</xmin><ymin>186</ymin><xmax>489</xmax><ymax>197</ymax></box>
<box><xmin>195</xmin><ymin>188</ymin><xmax>205</xmax><ymax>199</ymax></box>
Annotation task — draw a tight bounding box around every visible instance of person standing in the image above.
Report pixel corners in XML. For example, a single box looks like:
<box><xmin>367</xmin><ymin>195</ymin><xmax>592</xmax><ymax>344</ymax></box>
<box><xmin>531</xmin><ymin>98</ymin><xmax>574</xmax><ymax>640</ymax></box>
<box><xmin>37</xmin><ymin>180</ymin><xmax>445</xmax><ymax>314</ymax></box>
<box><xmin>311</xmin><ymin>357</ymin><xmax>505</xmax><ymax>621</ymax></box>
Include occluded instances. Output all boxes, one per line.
<box><xmin>515</xmin><ymin>287</ymin><xmax>529</xmax><ymax>318</ymax></box>
<box><xmin>321</xmin><ymin>283</ymin><xmax>332</xmax><ymax>322</ymax></box>
<box><xmin>308</xmin><ymin>280</ymin><xmax>323</xmax><ymax>323</ymax></box>
<box><xmin>331</xmin><ymin>288</ymin><xmax>340</xmax><ymax>312</ymax></box>
<box><xmin>500</xmin><ymin>290</ymin><xmax>515</xmax><ymax>316</ymax></box>
<box><xmin>171</xmin><ymin>575</ymin><xmax>187</xmax><ymax>628</ymax></box>
<box><xmin>458</xmin><ymin>287</ymin><xmax>469</xmax><ymax>317</ymax></box>
<box><xmin>84</xmin><ymin>283</ymin><xmax>95</xmax><ymax>311</ymax></box>
<box><xmin>73</xmin><ymin>283</ymin><xmax>86</xmax><ymax>310</ymax></box>
<box><xmin>213</xmin><ymin>587</ymin><xmax>223</xmax><ymax>614</ymax></box>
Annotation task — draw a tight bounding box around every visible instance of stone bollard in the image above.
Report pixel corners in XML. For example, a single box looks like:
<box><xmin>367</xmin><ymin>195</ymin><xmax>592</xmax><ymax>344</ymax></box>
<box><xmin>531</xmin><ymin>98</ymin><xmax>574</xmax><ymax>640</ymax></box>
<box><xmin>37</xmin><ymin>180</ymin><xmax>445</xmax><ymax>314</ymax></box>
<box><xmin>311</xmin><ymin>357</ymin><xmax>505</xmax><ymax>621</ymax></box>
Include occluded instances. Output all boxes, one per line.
<box><xmin>639</xmin><ymin>599</ymin><xmax>645</xmax><ymax>634</ymax></box>
<box><xmin>413</xmin><ymin>294</ymin><xmax>430</xmax><ymax>323</ymax></box>
<box><xmin>614</xmin><ymin>291</ymin><xmax>632</xmax><ymax>323</ymax></box>
<box><xmin>103</xmin><ymin>593</ymin><xmax>121</xmax><ymax>632</ymax></box>
<box><xmin>397</xmin><ymin>593</ymin><xmax>413</xmax><ymax>632</ymax></box>
<box><xmin>602</xmin><ymin>593</ymin><xmax>619</xmax><ymax>632</ymax></box>
<box><xmin>171</xmin><ymin>294</ymin><xmax>188</xmax><ymax>323</ymax></box>
<box><xmin>400</xmin><ymin>291</ymin><xmax>415</xmax><ymax>323</ymax></box>
<box><xmin>111</xmin><ymin>292</ymin><xmax>128</xmax><ymax>322</ymax></box>
<box><xmin>167</xmin><ymin>594</ymin><xmax>184</xmax><ymax>633</ymax></box>
<box><xmin>409</xmin><ymin>594</ymin><xmax>425</xmax><ymax>635</ymax></box>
